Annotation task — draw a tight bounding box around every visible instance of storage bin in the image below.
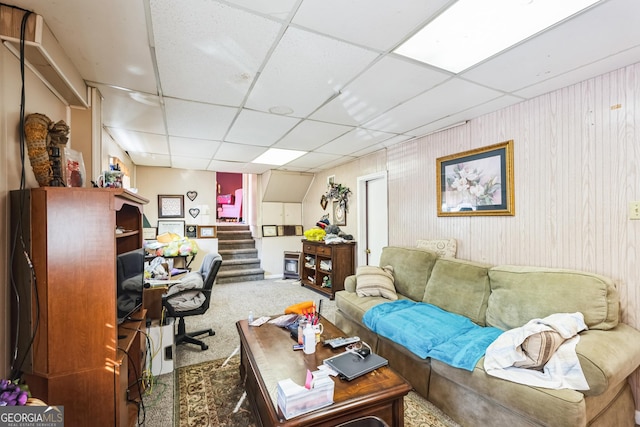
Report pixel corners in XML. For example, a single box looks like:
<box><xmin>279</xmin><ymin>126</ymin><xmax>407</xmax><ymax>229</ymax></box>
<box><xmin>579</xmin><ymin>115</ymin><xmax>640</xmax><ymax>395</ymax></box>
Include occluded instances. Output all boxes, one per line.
<box><xmin>277</xmin><ymin>375</ymin><xmax>334</xmax><ymax>419</ymax></box>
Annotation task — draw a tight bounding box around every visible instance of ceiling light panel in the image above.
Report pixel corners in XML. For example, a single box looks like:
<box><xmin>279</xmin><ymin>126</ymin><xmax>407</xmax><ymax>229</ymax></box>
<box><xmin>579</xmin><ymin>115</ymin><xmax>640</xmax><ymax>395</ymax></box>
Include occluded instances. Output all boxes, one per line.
<box><xmin>461</xmin><ymin>0</ymin><xmax>640</xmax><ymax>93</ymax></box>
<box><xmin>311</xmin><ymin>55</ymin><xmax>450</xmax><ymax>126</ymax></box>
<box><xmin>363</xmin><ymin>78</ymin><xmax>502</xmax><ymax>134</ymax></box>
<box><xmin>226</xmin><ymin>109</ymin><xmax>300</xmax><ymax>146</ymax></box>
<box><xmin>274</xmin><ymin>120</ymin><xmax>353</xmax><ymax>151</ymax></box>
<box><xmin>150</xmin><ymin>0</ymin><xmax>283</xmax><ymax>105</ymax></box>
<box><xmin>395</xmin><ymin>0</ymin><xmax>600</xmax><ymax>73</ymax></box>
<box><xmin>244</xmin><ymin>27</ymin><xmax>379</xmax><ymax>117</ymax></box>
<box><xmin>168</xmin><ymin>136</ymin><xmax>220</xmax><ymax>158</ymax></box>
<box><xmin>293</xmin><ymin>0</ymin><xmax>450</xmax><ymax>51</ymax></box>
<box><xmin>164</xmin><ymin>98</ymin><xmax>238</xmax><ymax>140</ymax></box>
<box><xmin>252</xmin><ymin>148</ymin><xmax>306</xmax><ymax>165</ymax></box>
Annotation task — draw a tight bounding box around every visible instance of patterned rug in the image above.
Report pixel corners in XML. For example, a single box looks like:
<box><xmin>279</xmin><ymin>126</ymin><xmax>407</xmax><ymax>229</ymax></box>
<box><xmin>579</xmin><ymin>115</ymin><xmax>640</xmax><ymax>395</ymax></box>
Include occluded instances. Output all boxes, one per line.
<box><xmin>177</xmin><ymin>357</ymin><xmax>459</xmax><ymax>427</ymax></box>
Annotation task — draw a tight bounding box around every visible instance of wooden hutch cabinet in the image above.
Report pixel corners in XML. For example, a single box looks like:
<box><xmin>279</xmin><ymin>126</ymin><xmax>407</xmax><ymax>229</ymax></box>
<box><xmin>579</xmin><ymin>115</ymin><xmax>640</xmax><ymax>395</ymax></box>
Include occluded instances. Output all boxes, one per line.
<box><xmin>10</xmin><ymin>187</ymin><xmax>148</xmax><ymax>427</ymax></box>
<box><xmin>300</xmin><ymin>240</ymin><xmax>355</xmax><ymax>299</ymax></box>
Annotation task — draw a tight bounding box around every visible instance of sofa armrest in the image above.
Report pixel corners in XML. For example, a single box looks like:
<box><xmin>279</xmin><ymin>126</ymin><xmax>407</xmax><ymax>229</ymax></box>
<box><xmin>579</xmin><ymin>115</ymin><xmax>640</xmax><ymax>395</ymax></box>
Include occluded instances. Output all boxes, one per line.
<box><xmin>577</xmin><ymin>323</ymin><xmax>640</xmax><ymax>395</ymax></box>
<box><xmin>344</xmin><ymin>274</ymin><xmax>357</xmax><ymax>293</ymax></box>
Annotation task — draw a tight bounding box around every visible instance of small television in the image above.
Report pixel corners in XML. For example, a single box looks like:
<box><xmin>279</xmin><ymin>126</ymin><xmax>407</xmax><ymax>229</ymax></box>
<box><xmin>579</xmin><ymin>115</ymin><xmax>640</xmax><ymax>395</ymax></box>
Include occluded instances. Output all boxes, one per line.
<box><xmin>116</xmin><ymin>248</ymin><xmax>145</xmax><ymax>324</ymax></box>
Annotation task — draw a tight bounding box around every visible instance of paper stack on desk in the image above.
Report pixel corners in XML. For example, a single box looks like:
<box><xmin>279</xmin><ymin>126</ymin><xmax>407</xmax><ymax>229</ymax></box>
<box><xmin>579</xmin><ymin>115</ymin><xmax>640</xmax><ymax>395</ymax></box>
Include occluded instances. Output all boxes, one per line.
<box><xmin>277</xmin><ymin>371</ymin><xmax>334</xmax><ymax>419</ymax></box>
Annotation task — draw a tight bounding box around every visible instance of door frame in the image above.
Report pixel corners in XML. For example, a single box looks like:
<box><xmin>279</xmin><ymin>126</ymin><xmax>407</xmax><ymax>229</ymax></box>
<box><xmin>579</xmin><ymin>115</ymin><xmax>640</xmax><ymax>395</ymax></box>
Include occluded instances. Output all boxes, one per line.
<box><xmin>356</xmin><ymin>171</ymin><xmax>388</xmax><ymax>266</ymax></box>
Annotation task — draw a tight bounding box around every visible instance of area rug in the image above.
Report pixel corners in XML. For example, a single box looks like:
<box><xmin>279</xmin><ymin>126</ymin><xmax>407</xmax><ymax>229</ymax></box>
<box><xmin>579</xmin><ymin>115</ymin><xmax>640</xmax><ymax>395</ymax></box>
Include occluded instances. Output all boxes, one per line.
<box><xmin>177</xmin><ymin>357</ymin><xmax>460</xmax><ymax>427</ymax></box>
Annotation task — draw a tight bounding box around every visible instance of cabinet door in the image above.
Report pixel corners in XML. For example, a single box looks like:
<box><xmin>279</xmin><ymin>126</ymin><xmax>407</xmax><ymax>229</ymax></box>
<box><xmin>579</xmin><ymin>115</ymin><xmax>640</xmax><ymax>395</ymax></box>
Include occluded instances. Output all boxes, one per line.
<box><xmin>283</xmin><ymin>203</ymin><xmax>302</xmax><ymax>225</ymax></box>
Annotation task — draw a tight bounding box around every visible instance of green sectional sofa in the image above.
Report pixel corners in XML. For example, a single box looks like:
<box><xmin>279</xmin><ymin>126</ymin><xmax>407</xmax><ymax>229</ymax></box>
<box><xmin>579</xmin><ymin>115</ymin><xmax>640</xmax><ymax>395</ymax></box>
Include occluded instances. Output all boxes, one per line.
<box><xmin>334</xmin><ymin>246</ymin><xmax>640</xmax><ymax>426</ymax></box>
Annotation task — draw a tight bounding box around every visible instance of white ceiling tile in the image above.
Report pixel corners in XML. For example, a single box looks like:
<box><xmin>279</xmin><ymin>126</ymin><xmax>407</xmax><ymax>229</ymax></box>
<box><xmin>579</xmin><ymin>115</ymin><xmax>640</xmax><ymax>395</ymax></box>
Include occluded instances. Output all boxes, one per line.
<box><xmin>407</xmin><ymin>95</ymin><xmax>523</xmax><ymax>137</ymax></box>
<box><xmin>168</xmin><ymin>137</ymin><xmax>221</xmax><ymax>158</ymax></box>
<box><xmin>363</xmin><ymin>78</ymin><xmax>503</xmax><ymax>134</ymax></box>
<box><xmin>98</xmin><ymin>85</ymin><xmax>165</xmax><ymax>134</ymax></box>
<box><xmin>292</xmin><ymin>0</ymin><xmax>451</xmax><ymax>51</ymax></box>
<box><xmin>150</xmin><ymin>0</ymin><xmax>283</xmax><ymax>105</ymax></box>
<box><xmin>106</xmin><ymin>128</ymin><xmax>169</xmax><ymax>154</ymax></box>
<box><xmin>170</xmin><ymin>156</ymin><xmax>212</xmax><ymax>170</ymax></box>
<box><xmin>274</xmin><ymin>120</ymin><xmax>353</xmax><ymax>151</ymax></box>
<box><xmin>461</xmin><ymin>0</ymin><xmax>640</xmax><ymax>93</ymax></box>
<box><xmin>224</xmin><ymin>0</ymin><xmax>299</xmax><ymax>20</ymax></box>
<box><xmin>245</xmin><ymin>27</ymin><xmax>379</xmax><ymax>117</ymax></box>
<box><xmin>311</xmin><ymin>56</ymin><xmax>451</xmax><ymax>126</ymax></box>
<box><xmin>127</xmin><ymin>152</ymin><xmax>171</xmax><ymax>167</ymax></box>
<box><xmin>514</xmin><ymin>46</ymin><xmax>640</xmax><ymax>99</ymax></box>
<box><xmin>164</xmin><ymin>98</ymin><xmax>238</xmax><ymax>140</ymax></box>
<box><xmin>316</xmin><ymin>128</ymin><xmax>397</xmax><ymax>156</ymax></box>
<box><xmin>285</xmin><ymin>152</ymin><xmax>347</xmax><ymax>169</ymax></box>
<box><xmin>213</xmin><ymin>142</ymin><xmax>267</xmax><ymax>162</ymax></box>
<box><xmin>226</xmin><ymin>109</ymin><xmax>300</xmax><ymax>146</ymax></box>
<box><xmin>207</xmin><ymin>159</ymin><xmax>255</xmax><ymax>173</ymax></box>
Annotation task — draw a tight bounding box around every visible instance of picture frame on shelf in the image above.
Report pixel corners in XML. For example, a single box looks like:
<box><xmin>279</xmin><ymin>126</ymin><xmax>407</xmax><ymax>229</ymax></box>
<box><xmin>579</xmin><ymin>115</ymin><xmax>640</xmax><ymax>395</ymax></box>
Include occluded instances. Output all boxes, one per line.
<box><xmin>158</xmin><ymin>194</ymin><xmax>184</xmax><ymax>218</ymax></box>
<box><xmin>295</xmin><ymin>225</ymin><xmax>303</xmax><ymax>236</ymax></box>
<box><xmin>436</xmin><ymin>140</ymin><xmax>515</xmax><ymax>217</ymax></box>
<box><xmin>197</xmin><ymin>225</ymin><xmax>217</xmax><ymax>238</ymax></box>
<box><xmin>262</xmin><ymin>225</ymin><xmax>277</xmax><ymax>237</ymax></box>
<box><xmin>185</xmin><ymin>224</ymin><xmax>197</xmax><ymax>238</ymax></box>
<box><xmin>143</xmin><ymin>228</ymin><xmax>157</xmax><ymax>240</ymax></box>
<box><xmin>277</xmin><ymin>225</ymin><xmax>285</xmax><ymax>236</ymax></box>
<box><xmin>157</xmin><ymin>220</ymin><xmax>185</xmax><ymax>237</ymax></box>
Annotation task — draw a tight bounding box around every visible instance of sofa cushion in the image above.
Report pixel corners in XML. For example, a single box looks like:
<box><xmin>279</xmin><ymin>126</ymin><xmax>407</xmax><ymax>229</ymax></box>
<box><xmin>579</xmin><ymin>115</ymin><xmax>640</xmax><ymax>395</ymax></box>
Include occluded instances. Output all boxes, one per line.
<box><xmin>355</xmin><ymin>265</ymin><xmax>397</xmax><ymax>300</ymax></box>
<box><xmin>416</xmin><ymin>238</ymin><xmax>457</xmax><ymax>258</ymax></box>
<box><xmin>486</xmin><ymin>266</ymin><xmax>619</xmax><ymax>331</ymax></box>
<box><xmin>379</xmin><ymin>246</ymin><xmax>439</xmax><ymax>301</ymax></box>
<box><xmin>423</xmin><ymin>258</ymin><xmax>492</xmax><ymax>326</ymax></box>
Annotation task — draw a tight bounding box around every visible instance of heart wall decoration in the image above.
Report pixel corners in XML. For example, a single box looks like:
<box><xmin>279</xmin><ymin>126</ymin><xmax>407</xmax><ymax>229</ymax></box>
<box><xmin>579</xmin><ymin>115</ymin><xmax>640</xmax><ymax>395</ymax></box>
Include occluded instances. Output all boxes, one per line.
<box><xmin>189</xmin><ymin>208</ymin><xmax>200</xmax><ymax>218</ymax></box>
<box><xmin>186</xmin><ymin>191</ymin><xmax>198</xmax><ymax>201</ymax></box>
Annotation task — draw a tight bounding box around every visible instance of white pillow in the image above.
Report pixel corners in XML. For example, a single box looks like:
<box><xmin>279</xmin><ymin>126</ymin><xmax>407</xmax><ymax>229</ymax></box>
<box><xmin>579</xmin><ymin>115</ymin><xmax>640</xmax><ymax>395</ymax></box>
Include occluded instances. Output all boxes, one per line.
<box><xmin>416</xmin><ymin>239</ymin><xmax>457</xmax><ymax>258</ymax></box>
<box><xmin>356</xmin><ymin>265</ymin><xmax>397</xmax><ymax>300</ymax></box>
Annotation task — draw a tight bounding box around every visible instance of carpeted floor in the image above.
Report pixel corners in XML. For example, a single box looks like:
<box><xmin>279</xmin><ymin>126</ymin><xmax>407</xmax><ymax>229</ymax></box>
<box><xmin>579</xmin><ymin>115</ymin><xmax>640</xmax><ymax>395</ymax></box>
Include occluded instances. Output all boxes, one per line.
<box><xmin>177</xmin><ymin>356</ymin><xmax>460</xmax><ymax>427</ymax></box>
<box><xmin>142</xmin><ymin>278</ymin><xmax>460</xmax><ymax>426</ymax></box>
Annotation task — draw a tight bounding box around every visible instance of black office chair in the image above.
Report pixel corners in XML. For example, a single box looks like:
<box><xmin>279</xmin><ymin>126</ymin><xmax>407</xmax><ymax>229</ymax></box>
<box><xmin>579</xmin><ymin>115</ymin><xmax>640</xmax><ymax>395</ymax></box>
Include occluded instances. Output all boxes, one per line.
<box><xmin>162</xmin><ymin>253</ymin><xmax>222</xmax><ymax>350</ymax></box>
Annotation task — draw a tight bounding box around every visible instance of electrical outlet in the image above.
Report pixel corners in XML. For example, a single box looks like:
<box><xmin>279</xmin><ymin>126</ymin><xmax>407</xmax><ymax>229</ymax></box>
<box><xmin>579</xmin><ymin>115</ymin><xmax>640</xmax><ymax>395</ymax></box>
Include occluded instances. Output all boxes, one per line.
<box><xmin>629</xmin><ymin>201</ymin><xmax>640</xmax><ymax>220</ymax></box>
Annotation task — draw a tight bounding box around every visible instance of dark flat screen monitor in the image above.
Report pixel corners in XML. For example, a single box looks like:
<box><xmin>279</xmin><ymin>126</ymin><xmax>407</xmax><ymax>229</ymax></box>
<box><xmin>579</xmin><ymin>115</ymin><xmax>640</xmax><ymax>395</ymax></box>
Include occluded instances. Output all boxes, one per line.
<box><xmin>116</xmin><ymin>248</ymin><xmax>145</xmax><ymax>324</ymax></box>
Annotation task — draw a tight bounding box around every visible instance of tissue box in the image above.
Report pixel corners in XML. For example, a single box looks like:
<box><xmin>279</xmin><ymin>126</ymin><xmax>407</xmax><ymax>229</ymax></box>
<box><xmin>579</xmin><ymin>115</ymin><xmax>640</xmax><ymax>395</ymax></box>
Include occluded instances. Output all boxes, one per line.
<box><xmin>277</xmin><ymin>374</ymin><xmax>334</xmax><ymax>420</ymax></box>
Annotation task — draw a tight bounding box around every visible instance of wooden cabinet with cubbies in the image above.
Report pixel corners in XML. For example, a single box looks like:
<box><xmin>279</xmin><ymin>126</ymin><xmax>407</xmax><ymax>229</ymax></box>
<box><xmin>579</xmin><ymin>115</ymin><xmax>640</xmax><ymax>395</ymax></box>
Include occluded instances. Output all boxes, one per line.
<box><xmin>300</xmin><ymin>240</ymin><xmax>355</xmax><ymax>299</ymax></box>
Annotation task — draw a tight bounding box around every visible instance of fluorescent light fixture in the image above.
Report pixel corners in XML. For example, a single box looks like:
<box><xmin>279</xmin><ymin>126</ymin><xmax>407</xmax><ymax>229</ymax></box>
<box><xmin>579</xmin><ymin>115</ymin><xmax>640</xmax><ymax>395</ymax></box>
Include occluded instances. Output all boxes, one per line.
<box><xmin>252</xmin><ymin>148</ymin><xmax>307</xmax><ymax>166</ymax></box>
<box><xmin>394</xmin><ymin>0</ymin><xmax>599</xmax><ymax>73</ymax></box>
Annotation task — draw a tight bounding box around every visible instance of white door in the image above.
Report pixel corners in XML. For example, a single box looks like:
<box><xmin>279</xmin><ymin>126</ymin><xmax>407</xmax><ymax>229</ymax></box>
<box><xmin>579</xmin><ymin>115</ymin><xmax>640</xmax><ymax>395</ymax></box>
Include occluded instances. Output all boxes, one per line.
<box><xmin>357</xmin><ymin>172</ymin><xmax>388</xmax><ymax>266</ymax></box>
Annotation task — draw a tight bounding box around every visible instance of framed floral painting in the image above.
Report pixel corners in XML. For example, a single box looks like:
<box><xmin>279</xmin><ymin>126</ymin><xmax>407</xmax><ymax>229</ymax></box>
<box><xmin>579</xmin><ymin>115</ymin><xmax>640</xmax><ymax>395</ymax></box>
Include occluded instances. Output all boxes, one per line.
<box><xmin>436</xmin><ymin>140</ymin><xmax>515</xmax><ymax>216</ymax></box>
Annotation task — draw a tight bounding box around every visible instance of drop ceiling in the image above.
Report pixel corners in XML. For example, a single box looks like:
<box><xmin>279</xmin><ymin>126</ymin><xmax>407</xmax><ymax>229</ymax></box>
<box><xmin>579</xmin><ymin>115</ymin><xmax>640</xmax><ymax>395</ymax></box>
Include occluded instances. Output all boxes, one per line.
<box><xmin>6</xmin><ymin>0</ymin><xmax>640</xmax><ymax>174</ymax></box>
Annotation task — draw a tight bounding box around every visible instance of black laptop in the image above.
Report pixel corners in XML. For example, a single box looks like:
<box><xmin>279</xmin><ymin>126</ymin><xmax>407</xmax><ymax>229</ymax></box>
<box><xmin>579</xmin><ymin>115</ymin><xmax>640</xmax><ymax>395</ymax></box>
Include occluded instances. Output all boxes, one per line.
<box><xmin>323</xmin><ymin>351</ymin><xmax>388</xmax><ymax>381</ymax></box>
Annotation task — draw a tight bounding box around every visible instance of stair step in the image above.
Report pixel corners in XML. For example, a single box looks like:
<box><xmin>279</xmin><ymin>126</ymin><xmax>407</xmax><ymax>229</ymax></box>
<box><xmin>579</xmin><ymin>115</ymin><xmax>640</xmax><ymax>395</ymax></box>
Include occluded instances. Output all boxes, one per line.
<box><xmin>220</xmin><ymin>258</ymin><xmax>261</xmax><ymax>267</ymax></box>
<box><xmin>218</xmin><ymin>240</ymin><xmax>256</xmax><ymax>250</ymax></box>
<box><xmin>216</xmin><ymin>267</ymin><xmax>265</xmax><ymax>284</ymax></box>
<box><xmin>217</xmin><ymin>230</ymin><xmax>253</xmax><ymax>240</ymax></box>
<box><xmin>216</xmin><ymin>225</ymin><xmax>250</xmax><ymax>232</ymax></box>
<box><xmin>219</xmin><ymin>248</ymin><xmax>258</xmax><ymax>260</ymax></box>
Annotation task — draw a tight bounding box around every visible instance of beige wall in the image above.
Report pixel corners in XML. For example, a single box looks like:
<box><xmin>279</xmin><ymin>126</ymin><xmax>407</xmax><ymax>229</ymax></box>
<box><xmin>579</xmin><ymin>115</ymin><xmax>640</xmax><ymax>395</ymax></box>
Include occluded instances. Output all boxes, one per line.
<box><xmin>1</xmin><ymin>47</ymin><xmax>72</xmax><ymax>377</ymax></box>
<box><xmin>303</xmin><ymin>61</ymin><xmax>640</xmax><ymax>411</ymax></box>
<box><xmin>136</xmin><ymin>166</ymin><xmax>218</xmax><ymax>270</ymax></box>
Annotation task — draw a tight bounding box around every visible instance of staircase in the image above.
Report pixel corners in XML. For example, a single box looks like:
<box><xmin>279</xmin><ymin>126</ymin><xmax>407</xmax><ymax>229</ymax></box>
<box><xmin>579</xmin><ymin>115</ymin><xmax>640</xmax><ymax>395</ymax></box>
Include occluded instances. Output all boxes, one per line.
<box><xmin>216</xmin><ymin>224</ymin><xmax>265</xmax><ymax>284</ymax></box>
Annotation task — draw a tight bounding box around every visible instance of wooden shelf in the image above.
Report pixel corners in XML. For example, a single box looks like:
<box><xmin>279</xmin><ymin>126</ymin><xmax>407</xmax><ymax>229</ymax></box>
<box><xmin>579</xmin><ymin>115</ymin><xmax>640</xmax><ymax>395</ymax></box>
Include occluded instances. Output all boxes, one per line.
<box><xmin>300</xmin><ymin>240</ymin><xmax>355</xmax><ymax>299</ymax></box>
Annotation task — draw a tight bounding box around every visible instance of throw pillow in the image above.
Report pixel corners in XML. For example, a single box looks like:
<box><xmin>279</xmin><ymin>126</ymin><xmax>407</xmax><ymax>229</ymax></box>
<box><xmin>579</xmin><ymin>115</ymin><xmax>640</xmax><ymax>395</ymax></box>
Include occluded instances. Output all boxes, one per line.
<box><xmin>513</xmin><ymin>330</ymin><xmax>566</xmax><ymax>370</ymax></box>
<box><xmin>356</xmin><ymin>265</ymin><xmax>397</xmax><ymax>300</ymax></box>
<box><xmin>416</xmin><ymin>239</ymin><xmax>457</xmax><ymax>258</ymax></box>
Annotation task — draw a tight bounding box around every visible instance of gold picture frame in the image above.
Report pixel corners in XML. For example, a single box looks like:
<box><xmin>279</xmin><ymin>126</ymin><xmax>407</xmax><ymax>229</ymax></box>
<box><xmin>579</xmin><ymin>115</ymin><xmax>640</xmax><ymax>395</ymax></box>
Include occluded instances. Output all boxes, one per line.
<box><xmin>437</xmin><ymin>140</ymin><xmax>515</xmax><ymax>216</ymax></box>
<box><xmin>197</xmin><ymin>225</ymin><xmax>217</xmax><ymax>238</ymax></box>
<box><xmin>262</xmin><ymin>225</ymin><xmax>277</xmax><ymax>237</ymax></box>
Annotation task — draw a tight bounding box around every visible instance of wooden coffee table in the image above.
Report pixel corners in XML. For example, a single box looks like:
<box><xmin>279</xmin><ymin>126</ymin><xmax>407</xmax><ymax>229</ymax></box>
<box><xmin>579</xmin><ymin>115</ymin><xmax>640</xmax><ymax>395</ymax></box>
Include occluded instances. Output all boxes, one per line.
<box><xmin>236</xmin><ymin>317</ymin><xmax>411</xmax><ymax>427</ymax></box>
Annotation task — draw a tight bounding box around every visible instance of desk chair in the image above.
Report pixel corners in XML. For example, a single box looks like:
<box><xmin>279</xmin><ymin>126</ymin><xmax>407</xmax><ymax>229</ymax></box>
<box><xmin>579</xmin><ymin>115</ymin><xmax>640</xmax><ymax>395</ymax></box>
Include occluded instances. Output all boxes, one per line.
<box><xmin>162</xmin><ymin>253</ymin><xmax>222</xmax><ymax>350</ymax></box>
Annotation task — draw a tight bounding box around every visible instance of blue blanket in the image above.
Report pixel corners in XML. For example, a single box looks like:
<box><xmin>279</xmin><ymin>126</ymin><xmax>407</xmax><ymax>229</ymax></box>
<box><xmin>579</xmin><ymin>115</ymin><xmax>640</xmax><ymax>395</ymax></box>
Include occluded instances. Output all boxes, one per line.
<box><xmin>362</xmin><ymin>300</ymin><xmax>503</xmax><ymax>371</ymax></box>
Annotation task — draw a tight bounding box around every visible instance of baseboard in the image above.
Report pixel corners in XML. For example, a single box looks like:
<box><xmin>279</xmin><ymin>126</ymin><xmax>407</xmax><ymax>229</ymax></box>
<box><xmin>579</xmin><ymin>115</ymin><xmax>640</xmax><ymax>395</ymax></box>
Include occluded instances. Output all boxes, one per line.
<box><xmin>635</xmin><ymin>409</ymin><xmax>640</xmax><ymax>425</ymax></box>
